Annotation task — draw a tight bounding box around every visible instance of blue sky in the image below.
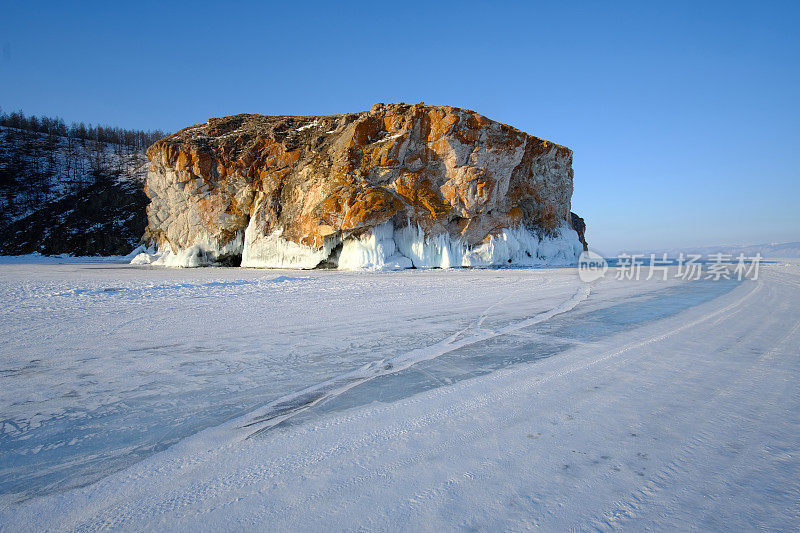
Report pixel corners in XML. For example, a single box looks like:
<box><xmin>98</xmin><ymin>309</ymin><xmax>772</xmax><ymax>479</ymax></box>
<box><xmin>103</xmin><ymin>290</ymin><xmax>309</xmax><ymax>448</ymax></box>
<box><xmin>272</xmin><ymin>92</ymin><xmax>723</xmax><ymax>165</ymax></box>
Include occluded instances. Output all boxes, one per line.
<box><xmin>1</xmin><ymin>1</ymin><xmax>797</xmax><ymax>254</ymax></box>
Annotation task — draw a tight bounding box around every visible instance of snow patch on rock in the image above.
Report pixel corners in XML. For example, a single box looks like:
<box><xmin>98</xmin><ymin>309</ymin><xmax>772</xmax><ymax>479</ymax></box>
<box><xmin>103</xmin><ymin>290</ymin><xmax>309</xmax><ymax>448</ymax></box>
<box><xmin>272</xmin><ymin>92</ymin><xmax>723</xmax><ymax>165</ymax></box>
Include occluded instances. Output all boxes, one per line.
<box><xmin>132</xmin><ymin>221</ymin><xmax>582</xmax><ymax>270</ymax></box>
<box><xmin>390</xmin><ymin>222</ymin><xmax>583</xmax><ymax>269</ymax></box>
<box><xmin>241</xmin><ymin>225</ymin><xmax>337</xmax><ymax>269</ymax></box>
<box><xmin>338</xmin><ymin>222</ymin><xmax>413</xmax><ymax>270</ymax></box>
<box><xmin>132</xmin><ymin>234</ymin><xmax>244</xmax><ymax>268</ymax></box>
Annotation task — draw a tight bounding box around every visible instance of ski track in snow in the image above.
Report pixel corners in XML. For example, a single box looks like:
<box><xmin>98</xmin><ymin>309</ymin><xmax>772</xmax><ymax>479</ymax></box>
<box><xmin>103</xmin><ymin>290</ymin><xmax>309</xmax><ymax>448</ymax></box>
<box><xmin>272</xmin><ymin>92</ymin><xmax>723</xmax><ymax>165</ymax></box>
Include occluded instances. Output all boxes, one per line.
<box><xmin>590</xmin><ymin>318</ymin><xmax>800</xmax><ymax>531</ymax></box>
<box><xmin>1</xmin><ymin>262</ymin><xmax>798</xmax><ymax>530</ymax></box>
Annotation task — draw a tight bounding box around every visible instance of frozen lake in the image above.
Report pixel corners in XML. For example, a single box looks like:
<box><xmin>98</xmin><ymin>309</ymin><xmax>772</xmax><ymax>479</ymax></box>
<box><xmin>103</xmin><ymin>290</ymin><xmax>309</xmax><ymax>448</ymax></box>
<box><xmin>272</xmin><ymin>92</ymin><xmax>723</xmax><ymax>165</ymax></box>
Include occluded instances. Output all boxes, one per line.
<box><xmin>1</xmin><ymin>261</ymin><xmax>798</xmax><ymax>530</ymax></box>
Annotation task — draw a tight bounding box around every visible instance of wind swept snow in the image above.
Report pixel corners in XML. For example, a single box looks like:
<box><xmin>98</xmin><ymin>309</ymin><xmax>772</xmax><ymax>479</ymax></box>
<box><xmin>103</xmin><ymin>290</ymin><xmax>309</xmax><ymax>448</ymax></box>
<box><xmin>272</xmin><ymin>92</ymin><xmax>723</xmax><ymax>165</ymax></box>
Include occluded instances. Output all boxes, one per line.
<box><xmin>1</xmin><ymin>261</ymin><xmax>799</xmax><ymax>530</ymax></box>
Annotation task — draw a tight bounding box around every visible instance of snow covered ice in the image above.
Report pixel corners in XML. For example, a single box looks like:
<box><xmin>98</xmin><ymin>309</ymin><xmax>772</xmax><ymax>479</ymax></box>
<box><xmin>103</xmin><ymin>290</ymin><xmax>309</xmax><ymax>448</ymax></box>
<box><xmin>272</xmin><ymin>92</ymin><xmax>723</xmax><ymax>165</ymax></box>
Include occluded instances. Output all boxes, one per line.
<box><xmin>1</xmin><ymin>260</ymin><xmax>799</xmax><ymax>530</ymax></box>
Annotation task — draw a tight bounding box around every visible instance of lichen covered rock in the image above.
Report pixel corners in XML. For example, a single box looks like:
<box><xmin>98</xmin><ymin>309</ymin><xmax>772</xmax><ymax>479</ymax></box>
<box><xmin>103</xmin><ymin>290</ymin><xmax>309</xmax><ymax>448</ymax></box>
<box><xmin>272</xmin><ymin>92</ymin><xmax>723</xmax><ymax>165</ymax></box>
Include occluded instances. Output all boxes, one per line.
<box><xmin>140</xmin><ymin>102</ymin><xmax>584</xmax><ymax>269</ymax></box>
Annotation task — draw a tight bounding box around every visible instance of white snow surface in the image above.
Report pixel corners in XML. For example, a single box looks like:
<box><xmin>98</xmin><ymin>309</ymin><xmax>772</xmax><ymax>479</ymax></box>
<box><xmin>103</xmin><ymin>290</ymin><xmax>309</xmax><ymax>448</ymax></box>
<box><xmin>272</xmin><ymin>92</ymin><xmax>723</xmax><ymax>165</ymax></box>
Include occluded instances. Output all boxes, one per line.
<box><xmin>1</xmin><ymin>261</ymin><xmax>799</xmax><ymax>530</ymax></box>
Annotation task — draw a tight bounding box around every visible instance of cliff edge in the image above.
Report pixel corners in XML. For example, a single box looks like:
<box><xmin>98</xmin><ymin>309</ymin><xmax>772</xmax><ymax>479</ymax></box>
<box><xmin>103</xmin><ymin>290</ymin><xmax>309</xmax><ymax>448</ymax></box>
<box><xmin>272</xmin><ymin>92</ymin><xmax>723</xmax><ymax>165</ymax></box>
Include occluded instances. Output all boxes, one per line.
<box><xmin>136</xmin><ymin>102</ymin><xmax>585</xmax><ymax>269</ymax></box>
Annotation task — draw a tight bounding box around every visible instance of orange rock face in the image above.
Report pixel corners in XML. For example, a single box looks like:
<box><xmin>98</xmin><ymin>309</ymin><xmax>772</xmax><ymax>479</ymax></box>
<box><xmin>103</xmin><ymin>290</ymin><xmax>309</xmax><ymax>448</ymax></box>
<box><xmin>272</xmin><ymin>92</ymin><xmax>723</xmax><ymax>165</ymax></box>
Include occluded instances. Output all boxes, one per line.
<box><xmin>144</xmin><ymin>102</ymin><xmax>578</xmax><ymax>265</ymax></box>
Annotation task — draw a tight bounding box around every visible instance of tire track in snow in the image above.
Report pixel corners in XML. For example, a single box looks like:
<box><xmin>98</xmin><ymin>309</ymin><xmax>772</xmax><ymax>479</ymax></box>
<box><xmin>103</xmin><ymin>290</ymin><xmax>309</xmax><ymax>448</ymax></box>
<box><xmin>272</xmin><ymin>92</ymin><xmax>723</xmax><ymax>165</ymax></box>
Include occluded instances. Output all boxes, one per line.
<box><xmin>55</xmin><ymin>278</ymin><xmax>757</xmax><ymax>531</ymax></box>
<box><xmin>369</xmin><ymin>286</ymin><xmax>780</xmax><ymax>531</ymax></box>
<box><xmin>587</xmin><ymin>279</ymin><xmax>798</xmax><ymax>531</ymax></box>
<box><xmin>64</xmin><ymin>280</ymin><xmax>587</xmax><ymax>530</ymax></box>
<box><xmin>234</xmin><ymin>279</ymin><xmax>765</xmax><ymax>529</ymax></box>
<box><xmin>353</xmin><ymin>279</ymin><xmax>777</xmax><ymax>531</ymax></box>
<box><xmin>82</xmin><ymin>281</ymin><xmax>760</xmax><ymax>531</ymax></box>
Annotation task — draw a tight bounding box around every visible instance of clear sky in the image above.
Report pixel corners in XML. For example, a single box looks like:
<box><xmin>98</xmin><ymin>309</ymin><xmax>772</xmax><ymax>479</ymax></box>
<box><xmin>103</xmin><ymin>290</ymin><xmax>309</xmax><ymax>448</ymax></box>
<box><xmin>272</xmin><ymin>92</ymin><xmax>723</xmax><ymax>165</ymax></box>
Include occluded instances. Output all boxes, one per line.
<box><xmin>1</xmin><ymin>0</ymin><xmax>798</xmax><ymax>254</ymax></box>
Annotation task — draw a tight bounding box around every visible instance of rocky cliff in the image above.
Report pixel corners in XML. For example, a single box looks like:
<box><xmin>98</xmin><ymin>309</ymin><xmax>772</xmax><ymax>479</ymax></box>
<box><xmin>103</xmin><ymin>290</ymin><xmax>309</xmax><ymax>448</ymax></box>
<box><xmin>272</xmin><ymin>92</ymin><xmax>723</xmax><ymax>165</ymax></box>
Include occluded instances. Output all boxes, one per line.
<box><xmin>136</xmin><ymin>103</ymin><xmax>585</xmax><ymax>269</ymax></box>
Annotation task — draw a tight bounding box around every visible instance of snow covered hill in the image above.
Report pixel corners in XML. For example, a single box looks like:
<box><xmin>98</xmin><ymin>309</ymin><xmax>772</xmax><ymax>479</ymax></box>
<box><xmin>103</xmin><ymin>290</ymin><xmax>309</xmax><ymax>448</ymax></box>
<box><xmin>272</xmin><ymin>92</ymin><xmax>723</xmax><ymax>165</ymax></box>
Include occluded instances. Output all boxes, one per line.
<box><xmin>0</xmin><ymin>123</ymin><xmax>157</xmax><ymax>256</ymax></box>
